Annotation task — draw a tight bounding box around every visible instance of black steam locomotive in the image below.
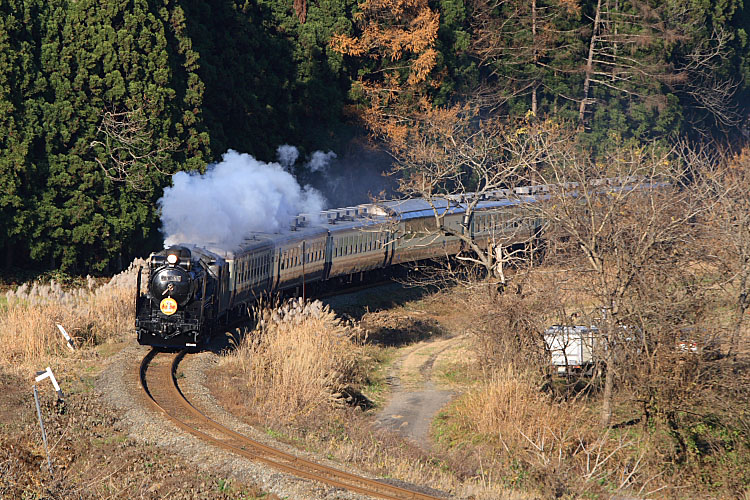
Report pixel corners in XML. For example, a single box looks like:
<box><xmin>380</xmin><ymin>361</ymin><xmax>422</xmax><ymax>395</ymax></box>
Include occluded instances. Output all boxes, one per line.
<box><xmin>136</xmin><ymin>193</ymin><xmax>543</xmax><ymax>348</ymax></box>
<box><xmin>136</xmin><ymin>246</ymin><xmax>225</xmax><ymax>347</ymax></box>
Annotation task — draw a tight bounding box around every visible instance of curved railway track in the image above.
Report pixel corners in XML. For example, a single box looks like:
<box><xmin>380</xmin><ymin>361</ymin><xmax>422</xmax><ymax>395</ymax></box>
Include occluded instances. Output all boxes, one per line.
<box><xmin>139</xmin><ymin>349</ymin><xmax>444</xmax><ymax>500</ymax></box>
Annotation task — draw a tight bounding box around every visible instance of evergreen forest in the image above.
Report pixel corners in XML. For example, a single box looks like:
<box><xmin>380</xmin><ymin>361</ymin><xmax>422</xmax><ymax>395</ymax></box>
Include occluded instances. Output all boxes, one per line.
<box><xmin>1</xmin><ymin>0</ymin><xmax>749</xmax><ymax>275</ymax></box>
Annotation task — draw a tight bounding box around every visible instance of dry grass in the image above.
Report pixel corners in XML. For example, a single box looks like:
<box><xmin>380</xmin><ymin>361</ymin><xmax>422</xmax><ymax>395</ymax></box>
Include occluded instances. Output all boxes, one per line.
<box><xmin>440</xmin><ymin>366</ymin><xmax>661</xmax><ymax>498</ymax></box>
<box><xmin>220</xmin><ymin>300</ymin><xmax>367</xmax><ymax>422</ymax></box>
<box><xmin>425</xmin><ymin>264</ymin><xmax>750</xmax><ymax>499</ymax></box>
<box><xmin>213</xmin><ymin>299</ymin><xmax>539</xmax><ymax>499</ymax></box>
<box><xmin>0</xmin><ymin>260</ymin><xmax>144</xmax><ymax>371</ymax></box>
<box><xmin>455</xmin><ymin>366</ymin><xmax>576</xmax><ymax>450</ymax></box>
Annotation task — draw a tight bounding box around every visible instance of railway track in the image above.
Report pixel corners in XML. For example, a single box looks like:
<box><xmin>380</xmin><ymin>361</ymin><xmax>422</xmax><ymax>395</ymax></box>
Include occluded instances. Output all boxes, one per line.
<box><xmin>138</xmin><ymin>349</ymin><xmax>444</xmax><ymax>500</ymax></box>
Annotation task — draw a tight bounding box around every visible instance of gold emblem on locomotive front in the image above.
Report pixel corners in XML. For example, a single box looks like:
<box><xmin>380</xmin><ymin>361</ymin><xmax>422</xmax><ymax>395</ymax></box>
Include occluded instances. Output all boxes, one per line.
<box><xmin>160</xmin><ymin>297</ymin><xmax>178</xmax><ymax>315</ymax></box>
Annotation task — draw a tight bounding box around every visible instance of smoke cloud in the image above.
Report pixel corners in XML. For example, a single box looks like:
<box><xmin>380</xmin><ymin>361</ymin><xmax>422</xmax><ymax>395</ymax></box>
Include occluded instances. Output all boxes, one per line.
<box><xmin>276</xmin><ymin>144</ymin><xmax>299</xmax><ymax>170</ymax></box>
<box><xmin>306</xmin><ymin>150</ymin><xmax>337</xmax><ymax>173</ymax></box>
<box><xmin>159</xmin><ymin>149</ymin><xmax>325</xmax><ymax>250</ymax></box>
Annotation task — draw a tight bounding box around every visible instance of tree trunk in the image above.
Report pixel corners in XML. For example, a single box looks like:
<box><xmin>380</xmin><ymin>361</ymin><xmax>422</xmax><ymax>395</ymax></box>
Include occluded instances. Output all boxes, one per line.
<box><xmin>579</xmin><ymin>0</ymin><xmax>602</xmax><ymax>123</ymax></box>
<box><xmin>729</xmin><ymin>265</ymin><xmax>749</xmax><ymax>359</ymax></box>
<box><xmin>532</xmin><ymin>0</ymin><xmax>538</xmax><ymax>115</ymax></box>
<box><xmin>600</xmin><ymin>344</ymin><xmax>614</xmax><ymax>426</ymax></box>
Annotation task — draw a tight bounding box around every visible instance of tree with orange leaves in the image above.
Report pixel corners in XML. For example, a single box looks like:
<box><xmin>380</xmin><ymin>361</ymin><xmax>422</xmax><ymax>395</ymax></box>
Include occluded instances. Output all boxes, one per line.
<box><xmin>331</xmin><ymin>0</ymin><xmax>441</xmax><ymax>134</ymax></box>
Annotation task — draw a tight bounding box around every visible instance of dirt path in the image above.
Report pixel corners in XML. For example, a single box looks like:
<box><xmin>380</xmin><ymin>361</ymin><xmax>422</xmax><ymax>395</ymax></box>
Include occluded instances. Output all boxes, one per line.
<box><xmin>375</xmin><ymin>334</ymin><xmax>469</xmax><ymax>447</ymax></box>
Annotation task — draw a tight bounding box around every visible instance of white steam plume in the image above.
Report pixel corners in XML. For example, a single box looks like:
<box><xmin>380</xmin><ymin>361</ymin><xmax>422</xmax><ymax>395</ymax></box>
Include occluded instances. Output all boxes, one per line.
<box><xmin>305</xmin><ymin>150</ymin><xmax>337</xmax><ymax>173</ymax></box>
<box><xmin>159</xmin><ymin>150</ymin><xmax>325</xmax><ymax>250</ymax></box>
<box><xmin>276</xmin><ymin>144</ymin><xmax>299</xmax><ymax>170</ymax></box>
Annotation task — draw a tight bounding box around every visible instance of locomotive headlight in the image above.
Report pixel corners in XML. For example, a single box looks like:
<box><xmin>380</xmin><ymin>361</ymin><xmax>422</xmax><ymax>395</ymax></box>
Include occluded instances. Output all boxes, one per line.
<box><xmin>167</xmin><ymin>253</ymin><xmax>178</xmax><ymax>265</ymax></box>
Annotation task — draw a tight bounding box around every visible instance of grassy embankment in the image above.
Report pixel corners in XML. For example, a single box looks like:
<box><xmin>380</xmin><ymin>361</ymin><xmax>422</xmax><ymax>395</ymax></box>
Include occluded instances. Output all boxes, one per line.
<box><xmin>0</xmin><ymin>264</ymin><xmax>268</xmax><ymax>499</ymax></box>
<box><xmin>212</xmin><ymin>268</ymin><xmax>750</xmax><ymax>500</ymax></box>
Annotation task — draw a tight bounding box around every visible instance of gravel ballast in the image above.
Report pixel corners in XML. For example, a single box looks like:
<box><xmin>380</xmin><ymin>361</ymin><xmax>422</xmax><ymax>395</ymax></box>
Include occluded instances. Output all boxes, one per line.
<box><xmin>97</xmin><ymin>344</ymin><xmax>399</xmax><ymax>500</ymax></box>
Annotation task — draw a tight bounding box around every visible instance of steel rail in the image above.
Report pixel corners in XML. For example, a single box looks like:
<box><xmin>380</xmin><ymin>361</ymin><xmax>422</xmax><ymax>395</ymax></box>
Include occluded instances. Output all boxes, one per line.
<box><xmin>139</xmin><ymin>349</ymin><xmax>443</xmax><ymax>500</ymax></box>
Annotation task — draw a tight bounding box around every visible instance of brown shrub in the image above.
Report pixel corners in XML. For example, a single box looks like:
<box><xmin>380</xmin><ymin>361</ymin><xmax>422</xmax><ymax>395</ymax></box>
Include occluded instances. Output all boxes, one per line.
<box><xmin>0</xmin><ymin>262</ymin><xmax>143</xmax><ymax>369</ymax></box>
<box><xmin>221</xmin><ymin>300</ymin><xmax>367</xmax><ymax>422</ymax></box>
<box><xmin>445</xmin><ymin>366</ymin><xmax>657</xmax><ymax>498</ymax></box>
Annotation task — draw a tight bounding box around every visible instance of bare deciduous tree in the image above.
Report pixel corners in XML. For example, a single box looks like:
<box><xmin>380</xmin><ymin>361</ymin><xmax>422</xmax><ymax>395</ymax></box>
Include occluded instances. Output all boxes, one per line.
<box><xmin>529</xmin><ymin>141</ymin><xmax>704</xmax><ymax>426</ymax></box>
<box><xmin>470</xmin><ymin>0</ymin><xmax>578</xmax><ymax>113</ymax></box>
<box><xmin>90</xmin><ymin>107</ymin><xmax>176</xmax><ymax>191</ymax></box>
<box><xmin>386</xmin><ymin>106</ymin><xmax>552</xmax><ymax>292</ymax></box>
<box><xmin>696</xmin><ymin>146</ymin><xmax>750</xmax><ymax>359</ymax></box>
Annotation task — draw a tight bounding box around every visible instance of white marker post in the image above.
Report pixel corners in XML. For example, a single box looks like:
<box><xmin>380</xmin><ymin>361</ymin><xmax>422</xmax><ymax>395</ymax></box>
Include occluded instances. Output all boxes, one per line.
<box><xmin>35</xmin><ymin>367</ymin><xmax>64</xmax><ymax>400</ymax></box>
<box><xmin>56</xmin><ymin>324</ymin><xmax>76</xmax><ymax>352</ymax></box>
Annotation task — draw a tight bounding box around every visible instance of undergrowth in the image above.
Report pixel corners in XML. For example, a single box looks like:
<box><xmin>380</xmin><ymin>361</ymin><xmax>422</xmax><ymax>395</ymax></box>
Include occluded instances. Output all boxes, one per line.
<box><xmin>0</xmin><ymin>260</ymin><xmax>144</xmax><ymax>369</ymax></box>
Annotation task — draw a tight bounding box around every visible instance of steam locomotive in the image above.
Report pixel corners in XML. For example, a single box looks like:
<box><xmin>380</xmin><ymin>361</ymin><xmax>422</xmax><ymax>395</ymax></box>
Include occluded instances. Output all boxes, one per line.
<box><xmin>136</xmin><ymin>179</ymin><xmax>642</xmax><ymax>348</ymax></box>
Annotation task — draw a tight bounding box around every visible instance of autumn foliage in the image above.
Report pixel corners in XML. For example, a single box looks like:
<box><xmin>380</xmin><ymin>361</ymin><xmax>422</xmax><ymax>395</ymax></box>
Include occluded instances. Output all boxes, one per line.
<box><xmin>331</xmin><ymin>0</ymin><xmax>440</xmax><ymax>134</ymax></box>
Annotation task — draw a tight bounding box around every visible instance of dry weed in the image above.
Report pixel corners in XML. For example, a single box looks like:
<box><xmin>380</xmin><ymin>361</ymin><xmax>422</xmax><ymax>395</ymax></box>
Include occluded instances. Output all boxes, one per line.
<box><xmin>0</xmin><ymin>260</ymin><xmax>145</xmax><ymax>369</ymax></box>
<box><xmin>221</xmin><ymin>299</ymin><xmax>366</xmax><ymax>422</ymax></box>
<box><xmin>447</xmin><ymin>367</ymin><xmax>653</xmax><ymax>497</ymax></box>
